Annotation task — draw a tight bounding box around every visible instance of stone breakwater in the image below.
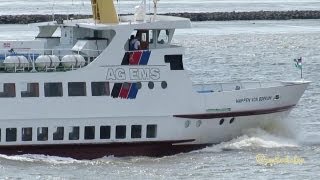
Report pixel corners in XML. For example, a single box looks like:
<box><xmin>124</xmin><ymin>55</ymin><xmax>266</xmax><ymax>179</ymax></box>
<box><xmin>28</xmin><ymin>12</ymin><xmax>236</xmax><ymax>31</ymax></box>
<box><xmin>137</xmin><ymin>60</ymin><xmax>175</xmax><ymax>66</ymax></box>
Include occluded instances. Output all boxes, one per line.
<box><xmin>1</xmin><ymin>10</ymin><xmax>320</xmax><ymax>24</ymax></box>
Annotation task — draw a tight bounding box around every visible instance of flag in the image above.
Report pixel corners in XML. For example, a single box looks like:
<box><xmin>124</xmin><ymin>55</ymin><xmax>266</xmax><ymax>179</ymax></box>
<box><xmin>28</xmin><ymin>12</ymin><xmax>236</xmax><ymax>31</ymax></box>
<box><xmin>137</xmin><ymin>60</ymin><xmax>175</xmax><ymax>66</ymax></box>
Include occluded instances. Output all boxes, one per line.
<box><xmin>294</xmin><ymin>57</ymin><xmax>302</xmax><ymax>70</ymax></box>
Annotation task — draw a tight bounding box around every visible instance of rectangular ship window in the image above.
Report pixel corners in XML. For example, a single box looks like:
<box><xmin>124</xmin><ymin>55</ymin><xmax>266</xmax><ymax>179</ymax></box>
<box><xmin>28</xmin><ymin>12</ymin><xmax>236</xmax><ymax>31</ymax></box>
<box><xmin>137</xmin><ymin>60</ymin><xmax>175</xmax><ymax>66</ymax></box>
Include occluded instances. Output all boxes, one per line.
<box><xmin>116</xmin><ymin>125</ymin><xmax>126</xmax><ymax>139</ymax></box>
<box><xmin>6</xmin><ymin>128</ymin><xmax>17</xmax><ymax>142</ymax></box>
<box><xmin>68</xmin><ymin>82</ymin><xmax>86</xmax><ymax>96</ymax></box>
<box><xmin>131</xmin><ymin>125</ymin><xmax>142</xmax><ymax>139</ymax></box>
<box><xmin>100</xmin><ymin>126</ymin><xmax>111</xmax><ymax>139</ymax></box>
<box><xmin>0</xmin><ymin>83</ymin><xmax>16</xmax><ymax>98</ymax></box>
<box><xmin>22</xmin><ymin>127</ymin><xmax>32</xmax><ymax>141</ymax></box>
<box><xmin>44</xmin><ymin>82</ymin><xmax>63</xmax><ymax>97</ymax></box>
<box><xmin>37</xmin><ymin>127</ymin><xmax>48</xmax><ymax>141</ymax></box>
<box><xmin>146</xmin><ymin>125</ymin><xmax>157</xmax><ymax>138</ymax></box>
<box><xmin>164</xmin><ymin>55</ymin><xmax>184</xmax><ymax>70</ymax></box>
<box><xmin>69</xmin><ymin>126</ymin><xmax>80</xmax><ymax>140</ymax></box>
<box><xmin>84</xmin><ymin>126</ymin><xmax>95</xmax><ymax>140</ymax></box>
<box><xmin>21</xmin><ymin>83</ymin><xmax>39</xmax><ymax>97</ymax></box>
<box><xmin>91</xmin><ymin>82</ymin><xmax>110</xmax><ymax>96</ymax></box>
<box><xmin>53</xmin><ymin>127</ymin><xmax>64</xmax><ymax>140</ymax></box>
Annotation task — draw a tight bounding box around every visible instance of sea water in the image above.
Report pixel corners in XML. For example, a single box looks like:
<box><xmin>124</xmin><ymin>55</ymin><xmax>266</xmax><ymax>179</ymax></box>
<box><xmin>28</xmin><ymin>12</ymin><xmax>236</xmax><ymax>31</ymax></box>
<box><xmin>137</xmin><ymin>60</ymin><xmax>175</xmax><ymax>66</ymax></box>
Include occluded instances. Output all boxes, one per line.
<box><xmin>0</xmin><ymin>1</ymin><xmax>319</xmax><ymax>179</ymax></box>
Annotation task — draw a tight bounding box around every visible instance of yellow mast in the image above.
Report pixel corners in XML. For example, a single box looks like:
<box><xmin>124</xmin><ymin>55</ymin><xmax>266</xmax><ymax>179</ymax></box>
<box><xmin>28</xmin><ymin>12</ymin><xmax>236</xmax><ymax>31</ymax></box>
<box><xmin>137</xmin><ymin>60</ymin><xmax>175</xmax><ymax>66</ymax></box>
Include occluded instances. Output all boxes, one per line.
<box><xmin>91</xmin><ymin>0</ymin><xmax>119</xmax><ymax>24</ymax></box>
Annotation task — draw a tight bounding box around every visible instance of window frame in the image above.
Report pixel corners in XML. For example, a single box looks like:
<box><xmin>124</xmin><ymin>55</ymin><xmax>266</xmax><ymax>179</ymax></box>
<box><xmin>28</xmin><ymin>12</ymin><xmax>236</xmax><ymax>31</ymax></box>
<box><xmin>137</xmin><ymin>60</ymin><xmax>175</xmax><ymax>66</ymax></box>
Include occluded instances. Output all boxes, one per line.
<box><xmin>91</xmin><ymin>82</ymin><xmax>110</xmax><ymax>96</ymax></box>
<box><xmin>146</xmin><ymin>124</ymin><xmax>157</xmax><ymax>138</ymax></box>
<box><xmin>68</xmin><ymin>82</ymin><xmax>87</xmax><ymax>97</ymax></box>
<box><xmin>44</xmin><ymin>82</ymin><xmax>63</xmax><ymax>97</ymax></box>
<box><xmin>115</xmin><ymin>125</ymin><xmax>126</xmax><ymax>139</ymax></box>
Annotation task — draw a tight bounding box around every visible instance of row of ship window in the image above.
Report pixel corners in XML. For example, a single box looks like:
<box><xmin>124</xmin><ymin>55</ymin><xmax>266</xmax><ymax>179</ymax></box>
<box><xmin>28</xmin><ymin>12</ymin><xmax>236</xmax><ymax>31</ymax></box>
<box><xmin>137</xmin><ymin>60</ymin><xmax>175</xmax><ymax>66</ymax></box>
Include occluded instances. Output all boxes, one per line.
<box><xmin>1</xmin><ymin>125</ymin><xmax>157</xmax><ymax>142</ymax></box>
<box><xmin>0</xmin><ymin>81</ymin><xmax>167</xmax><ymax>98</ymax></box>
<box><xmin>0</xmin><ymin>82</ymin><xmax>110</xmax><ymax>98</ymax></box>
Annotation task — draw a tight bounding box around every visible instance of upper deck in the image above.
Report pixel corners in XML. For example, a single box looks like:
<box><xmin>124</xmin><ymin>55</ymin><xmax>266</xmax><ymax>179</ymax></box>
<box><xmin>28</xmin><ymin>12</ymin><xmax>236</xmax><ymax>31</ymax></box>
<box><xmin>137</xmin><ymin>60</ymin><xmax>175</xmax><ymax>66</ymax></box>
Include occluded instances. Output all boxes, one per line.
<box><xmin>0</xmin><ymin>0</ymin><xmax>191</xmax><ymax>74</ymax></box>
<box><xmin>34</xmin><ymin>15</ymin><xmax>191</xmax><ymax>30</ymax></box>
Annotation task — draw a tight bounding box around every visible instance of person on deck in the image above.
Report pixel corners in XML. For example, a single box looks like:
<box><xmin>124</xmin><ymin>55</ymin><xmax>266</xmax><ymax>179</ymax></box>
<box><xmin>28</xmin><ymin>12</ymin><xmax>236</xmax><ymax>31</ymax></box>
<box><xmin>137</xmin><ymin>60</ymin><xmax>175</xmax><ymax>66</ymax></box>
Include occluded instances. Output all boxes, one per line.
<box><xmin>133</xmin><ymin>36</ymin><xmax>141</xmax><ymax>50</ymax></box>
<box><xmin>129</xmin><ymin>35</ymin><xmax>135</xmax><ymax>51</ymax></box>
<box><xmin>129</xmin><ymin>35</ymin><xmax>141</xmax><ymax>51</ymax></box>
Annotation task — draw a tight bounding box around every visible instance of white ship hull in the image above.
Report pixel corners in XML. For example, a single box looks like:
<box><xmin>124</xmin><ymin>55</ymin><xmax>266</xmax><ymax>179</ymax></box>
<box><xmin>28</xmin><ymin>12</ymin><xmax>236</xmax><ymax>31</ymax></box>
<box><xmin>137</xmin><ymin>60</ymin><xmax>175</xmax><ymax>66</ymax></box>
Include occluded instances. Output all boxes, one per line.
<box><xmin>0</xmin><ymin>0</ymin><xmax>309</xmax><ymax>159</ymax></box>
<box><xmin>0</xmin><ymin>81</ymin><xmax>308</xmax><ymax>159</ymax></box>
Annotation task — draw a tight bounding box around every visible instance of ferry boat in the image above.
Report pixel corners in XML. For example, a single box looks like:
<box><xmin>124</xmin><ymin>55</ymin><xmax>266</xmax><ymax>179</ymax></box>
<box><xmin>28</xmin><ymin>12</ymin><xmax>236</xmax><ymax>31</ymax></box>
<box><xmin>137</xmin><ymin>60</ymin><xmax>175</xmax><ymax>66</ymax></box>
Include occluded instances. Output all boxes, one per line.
<box><xmin>0</xmin><ymin>0</ymin><xmax>309</xmax><ymax>159</ymax></box>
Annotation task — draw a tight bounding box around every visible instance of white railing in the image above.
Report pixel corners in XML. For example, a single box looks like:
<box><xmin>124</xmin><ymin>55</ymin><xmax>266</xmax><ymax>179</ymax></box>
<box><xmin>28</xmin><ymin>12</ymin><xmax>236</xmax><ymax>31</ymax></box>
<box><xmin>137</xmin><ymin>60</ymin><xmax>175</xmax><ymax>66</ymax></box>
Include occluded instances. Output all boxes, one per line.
<box><xmin>193</xmin><ymin>81</ymin><xmax>289</xmax><ymax>93</ymax></box>
<box><xmin>193</xmin><ymin>81</ymin><xmax>276</xmax><ymax>93</ymax></box>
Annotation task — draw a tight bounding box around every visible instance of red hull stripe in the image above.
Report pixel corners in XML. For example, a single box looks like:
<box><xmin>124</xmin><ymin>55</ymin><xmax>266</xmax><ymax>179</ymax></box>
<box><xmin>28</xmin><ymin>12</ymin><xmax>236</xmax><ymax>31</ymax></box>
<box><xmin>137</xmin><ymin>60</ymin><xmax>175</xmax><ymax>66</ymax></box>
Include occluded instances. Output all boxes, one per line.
<box><xmin>0</xmin><ymin>139</ymin><xmax>200</xmax><ymax>160</ymax></box>
<box><xmin>129</xmin><ymin>51</ymin><xmax>143</xmax><ymax>65</ymax></box>
<box><xmin>174</xmin><ymin>105</ymin><xmax>295</xmax><ymax>119</ymax></box>
<box><xmin>119</xmin><ymin>83</ymin><xmax>131</xmax><ymax>99</ymax></box>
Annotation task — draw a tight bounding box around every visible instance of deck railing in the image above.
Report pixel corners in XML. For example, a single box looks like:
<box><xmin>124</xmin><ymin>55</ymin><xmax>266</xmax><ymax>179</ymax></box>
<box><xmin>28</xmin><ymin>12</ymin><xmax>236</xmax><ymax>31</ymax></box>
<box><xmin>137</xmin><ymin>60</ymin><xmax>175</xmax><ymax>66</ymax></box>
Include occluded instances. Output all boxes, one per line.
<box><xmin>193</xmin><ymin>81</ymin><xmax>264</xmax><ymax>93</ymax></box>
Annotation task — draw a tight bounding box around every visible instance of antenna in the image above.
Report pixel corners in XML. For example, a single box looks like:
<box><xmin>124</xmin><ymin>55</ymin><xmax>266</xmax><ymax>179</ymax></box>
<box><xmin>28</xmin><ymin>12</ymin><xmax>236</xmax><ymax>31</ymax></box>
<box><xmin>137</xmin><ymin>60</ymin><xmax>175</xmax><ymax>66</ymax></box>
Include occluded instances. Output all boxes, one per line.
<box><xmin>153</xmin><ymin>0</ymin><xmax>160</xmax><ymax>22</ymax></box>
<box><xmin>51</xmin><ymin>0</ymin><xmax>56</xmax><ymax>22</ymax></box>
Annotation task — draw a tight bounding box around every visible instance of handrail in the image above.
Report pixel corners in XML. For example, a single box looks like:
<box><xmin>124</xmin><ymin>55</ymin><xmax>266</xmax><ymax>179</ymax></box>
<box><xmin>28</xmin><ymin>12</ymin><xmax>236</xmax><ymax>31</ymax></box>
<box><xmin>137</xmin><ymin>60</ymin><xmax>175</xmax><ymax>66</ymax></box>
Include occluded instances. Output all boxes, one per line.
<box><xmin>193</xmin><ymin>81</ymin><xmax>278</xmax><ymax>93</ymax></box>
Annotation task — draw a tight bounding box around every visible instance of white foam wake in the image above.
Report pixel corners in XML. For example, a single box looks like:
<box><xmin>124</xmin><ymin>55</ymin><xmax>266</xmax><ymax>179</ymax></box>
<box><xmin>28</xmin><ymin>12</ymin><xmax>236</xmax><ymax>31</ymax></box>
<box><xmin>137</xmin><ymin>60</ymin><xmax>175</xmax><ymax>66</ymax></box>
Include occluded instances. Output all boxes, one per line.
<box><xmin>199</xmin><ymin>128</ymin><xmax>299</xmax><ymax>153</ymax></box>
<box><xmin>0</xmin><ymin>154</ymin><xmax>82</xmax><ymax>164</ymax></box>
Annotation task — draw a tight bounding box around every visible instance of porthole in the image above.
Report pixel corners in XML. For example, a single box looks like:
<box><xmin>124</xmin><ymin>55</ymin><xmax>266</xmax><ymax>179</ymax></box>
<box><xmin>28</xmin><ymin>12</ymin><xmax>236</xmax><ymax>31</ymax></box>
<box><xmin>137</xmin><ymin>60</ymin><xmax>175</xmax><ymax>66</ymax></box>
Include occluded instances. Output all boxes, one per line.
<box><xmin>148</xmin><ymin>82</ymin><xmax>154</xmax><ymax>89</ymax></box>
<box><xmin>219</xmin><ymin>119</ymin><xmax>224</xmax><ymax>125</ymax></box>
<box><xmin>230</xmin><ymin>117</ymin><xmax>235</xmax><ymax>124</ymax></box>
<box><xmin>161</xmin><ymin>81</ymin><xmax>168</xmax><ymax>89</ymax></box>
<box><xmin>185</xmin><ymin>120</ymin><xmax>190</xmax><ymax>128</ymax></box>
<box><xmin>196</xmin><ymin>120</ymin><xmax>202</xmax><ymax>127</ymax></box>
<box><xmin>136</xmin><ymin>82</ymin><xmax>142</xmax><ymax>89</ymax></box>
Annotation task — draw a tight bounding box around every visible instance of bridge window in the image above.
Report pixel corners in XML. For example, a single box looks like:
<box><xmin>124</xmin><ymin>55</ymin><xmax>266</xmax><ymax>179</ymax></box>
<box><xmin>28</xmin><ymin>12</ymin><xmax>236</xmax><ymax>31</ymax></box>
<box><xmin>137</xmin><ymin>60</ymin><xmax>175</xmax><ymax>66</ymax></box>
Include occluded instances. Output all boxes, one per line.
<box><xmin>84</xmin><ymin>126</ymin><xmax>95</xmax><ymax>140</ymax></box>
<box><xmin>91</xmin><ymin>82</ymin><xmax>110</xmax><ymax>96</ymax></box>
<box><xmin>131</xmin><ymin>125</ymin><xmax>142</xmax><ymax>139</ymax></box>
<box><xmin>68</xmin><ymin>82</ymin><xmax>86</xmax><ymax>96</ymax></box>
<box><xmin>116</xmin><ymin>125</ymin><xmax>126</xmax><ymax>139</ymax></box>
<box><xmin>53</xmin><ymin>127</ymin><xmax>64</xmax><ymax>140</ymax></box>
<box><xmin>37</xmin><ymin>127</ymin><xmax>48</xmax><ymax>141</ymax></box>
<box><xmin>69</xmin><ymin>126</ymin><xmax>79</xmax><ymax>140</ymax></box>
<box><xmin>22</xmin><ymin>127</ymin><xmax>32</xmax><ymax>141</ymax></box>
<box><xmin>146</xmin><ymin>125</ymin><xmax>157</xmax><ymax>138</ymax></box>
<box><xmin>21</xmin><ymin>83</ymin><xmax>39</xmax><ymax>97</ymax></box>
<box><xmin>157</xmin><ymin>30</ymin><xmax>169</xmax><ymax>44</ymax></box>
<box><xmin>6</xmin><ymin>128</ymin><xmax>17</xmax><ymax>142</ymax></box>
<box><xmin>0</xmin><ymin>83</ymin><xmax>16</xmax><ymax>98</ymax></box>
<box><xmin>164</xmin><ymin>55</ymin><xmax>184</xmax><ymax>70</ymax></box>
<box><xmin>100</xmin><ymin>126</ymin><xmax>111</xmax><ymax>139</ymax></box>
<box><xmin>44</xmin><ymin>82</ymin><xmax>63</xmax><ymax>97</ymax></box>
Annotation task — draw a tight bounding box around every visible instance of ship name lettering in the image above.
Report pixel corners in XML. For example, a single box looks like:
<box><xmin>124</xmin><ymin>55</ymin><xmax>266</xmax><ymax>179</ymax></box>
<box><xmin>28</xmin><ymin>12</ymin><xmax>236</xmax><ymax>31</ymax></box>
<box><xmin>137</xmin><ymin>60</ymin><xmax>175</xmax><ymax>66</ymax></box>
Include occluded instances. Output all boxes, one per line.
<box><xmin>236</xmin><ymin>96</ymin><xmax>273</xmax><ymax>103</ymax></box>
<box><xmin>129</xmin><ymin>68</ymin><xmax>160</xmax><ymax>80</ymax></box>
<box><xmin>107</xmin><ymin>67</ymin><xmax>161</xmax><ymax>81</ymax></box>
<box><xmin>106</xmin><ymin>68</ymin><xmax>126</xmax><ymax>80</ymax></box>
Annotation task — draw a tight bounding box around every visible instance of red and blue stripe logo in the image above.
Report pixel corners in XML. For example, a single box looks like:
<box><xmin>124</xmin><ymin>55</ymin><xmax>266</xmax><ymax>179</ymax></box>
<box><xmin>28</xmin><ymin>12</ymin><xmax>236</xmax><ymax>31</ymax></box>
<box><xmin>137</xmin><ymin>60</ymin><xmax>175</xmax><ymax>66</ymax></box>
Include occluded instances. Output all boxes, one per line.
<box><xmin>112</xmin><ymin>50</ymin><xmax>151</xmax><ymax>99</ymax></box>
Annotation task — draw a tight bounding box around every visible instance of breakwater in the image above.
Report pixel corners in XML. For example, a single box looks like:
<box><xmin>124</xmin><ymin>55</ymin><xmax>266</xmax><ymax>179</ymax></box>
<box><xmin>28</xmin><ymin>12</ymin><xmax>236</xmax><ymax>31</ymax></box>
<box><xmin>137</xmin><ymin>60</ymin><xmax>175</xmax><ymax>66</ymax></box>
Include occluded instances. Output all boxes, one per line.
<box><xmin>1</xmin><ymin>10</ymin><xmax>320</xmax><ymax>24</ymax></box>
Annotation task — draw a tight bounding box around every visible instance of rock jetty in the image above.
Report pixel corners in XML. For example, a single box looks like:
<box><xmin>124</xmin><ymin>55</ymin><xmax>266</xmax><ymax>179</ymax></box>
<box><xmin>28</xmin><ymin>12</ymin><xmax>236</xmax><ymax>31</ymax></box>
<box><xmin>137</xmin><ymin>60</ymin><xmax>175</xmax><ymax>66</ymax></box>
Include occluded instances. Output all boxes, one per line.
<box><xmin>1</xmin><ymin>10</ymin><xmax>320</xmax><ymax>24</ymax></box>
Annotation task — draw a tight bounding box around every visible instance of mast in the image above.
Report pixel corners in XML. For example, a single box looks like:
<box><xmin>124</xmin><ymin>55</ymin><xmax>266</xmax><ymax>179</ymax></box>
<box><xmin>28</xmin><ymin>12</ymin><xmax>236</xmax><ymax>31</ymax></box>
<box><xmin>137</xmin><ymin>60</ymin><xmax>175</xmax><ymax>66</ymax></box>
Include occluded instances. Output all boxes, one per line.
<box><xmin>91</xmin><ymin>0</ymin><xmax>119</xmax><ymax>24</ymax></box>
<box><xmin>153</xmin><ymin>0</ymin><xmax>160</xmax><ymax>21</ymax></box>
